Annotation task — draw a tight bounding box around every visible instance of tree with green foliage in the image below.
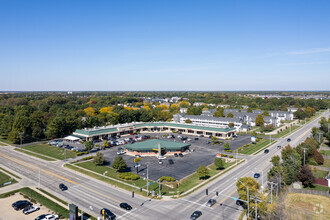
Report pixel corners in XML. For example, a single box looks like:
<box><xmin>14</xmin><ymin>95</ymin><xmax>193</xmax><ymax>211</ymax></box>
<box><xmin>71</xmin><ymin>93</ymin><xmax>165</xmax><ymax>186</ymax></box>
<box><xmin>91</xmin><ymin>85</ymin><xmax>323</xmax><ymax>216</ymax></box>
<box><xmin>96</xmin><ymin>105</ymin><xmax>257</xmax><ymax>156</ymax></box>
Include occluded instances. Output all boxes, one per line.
<box><xmin>214</xmin><ymin>158</ymin><xmax>225</xmax><ymax>170</ymax></box>
<box><xmin>223</xmin><ymin>142</ymin><xmax>230</xmax><ymax>150</ymax></box>
<box><xmin>247</xmin><ymin>107</ymin><xmax>253</xmax><ymax>113</ymax></box>
<box><xmin>103</xmin><ymin>140</ymin><xmax>109</xmax><ymax>148</ymax></box>
<box><xmin>255</xmin><ymin>114</ymin><xmax>264</xmax><ymax>126</ymax></box>
<box><xmin>85</xmin><ymin>140</ymin><xmax>94</xmax><ymax>152</ymax></box>
<box><xmin>263</xmin><ymin>110</ymin><xmax>269</xmax><ymax>116</ymax></box>
<box><xmin>94</xmin><ymin>152</ymin><xmax>105</xmax><ymax>165</ymax></box>
<box><xmin>236</xmin><ymin>177</ymin><xmax>260</xmax><ymax>208</ymax></box>
<box><xmin>185</xmin><ymin>119</ymin><xmax>192</xmax><ymax>123</ymax></box>
<box><xmin>228</xmin><ymin>122</ymin><xmax>234</xmax><ymax>128</ymax></box>
<box><xmin>270</xmin><ymin>155</ymin><xmax>280</xmax><ymax>166</ymax></box>
<box><xmin>112</xmin><ymin>156</ymin><xmax>127</xmax><ymax>171</ymax></box>
<box><xmin>227</xmin><ymin>112</ymin><xmax>234</xmax><ymax>118</ymax></box>
<box><xmin>282</xmin><ymin>146</ymin><xmax>302</xmax><ymax>185</ymax></box>
<box><xmin>213</xmin><ymin>108</ymin><xmax>225</xmax><ymax>117</ymax></box>
<box><xmin>196</xmin><ymin>165</ymin><xmax>209</xmax><ymax>179</ymax></box>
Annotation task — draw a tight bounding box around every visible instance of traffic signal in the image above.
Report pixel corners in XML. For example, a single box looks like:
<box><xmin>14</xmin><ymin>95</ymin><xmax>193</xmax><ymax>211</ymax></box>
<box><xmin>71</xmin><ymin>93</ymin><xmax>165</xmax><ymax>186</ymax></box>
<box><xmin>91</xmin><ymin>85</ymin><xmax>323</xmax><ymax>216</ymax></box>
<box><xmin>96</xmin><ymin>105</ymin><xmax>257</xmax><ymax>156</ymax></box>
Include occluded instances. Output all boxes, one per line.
<box><xmin>206</xmin><ymin>189</ymin><xmax>208</xmax><ymax>195</ymax></box>
<box><xmin>216</xmin><ymin>192</ymin><xmax>218</xmax><ymax>196</ymax></box>
<box><xmin>132</xmin><ymin>191</ymin><xmax>134</xmax><ymax>198</ymax></box>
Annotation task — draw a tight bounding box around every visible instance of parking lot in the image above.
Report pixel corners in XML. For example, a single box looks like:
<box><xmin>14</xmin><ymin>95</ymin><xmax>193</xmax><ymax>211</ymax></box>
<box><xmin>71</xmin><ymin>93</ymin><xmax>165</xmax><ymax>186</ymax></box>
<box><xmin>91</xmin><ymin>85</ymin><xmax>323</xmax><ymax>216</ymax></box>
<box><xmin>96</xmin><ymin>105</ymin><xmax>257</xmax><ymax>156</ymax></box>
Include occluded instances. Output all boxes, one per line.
<box><xmin>101</xmin><ymin>133</ymin><xmax>251</xmax><ymax>181</ymax></box>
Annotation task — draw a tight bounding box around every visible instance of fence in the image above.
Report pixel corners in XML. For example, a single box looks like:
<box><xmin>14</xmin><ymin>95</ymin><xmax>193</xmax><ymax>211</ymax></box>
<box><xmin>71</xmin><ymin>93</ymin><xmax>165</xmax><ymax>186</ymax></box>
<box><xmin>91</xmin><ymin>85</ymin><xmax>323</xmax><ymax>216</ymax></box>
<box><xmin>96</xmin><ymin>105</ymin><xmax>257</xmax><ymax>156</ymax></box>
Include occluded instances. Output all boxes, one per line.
<box><xmin>287</xmin><ymin>186</ymin><xmax>329</xmax><ymax>197</ymax></box>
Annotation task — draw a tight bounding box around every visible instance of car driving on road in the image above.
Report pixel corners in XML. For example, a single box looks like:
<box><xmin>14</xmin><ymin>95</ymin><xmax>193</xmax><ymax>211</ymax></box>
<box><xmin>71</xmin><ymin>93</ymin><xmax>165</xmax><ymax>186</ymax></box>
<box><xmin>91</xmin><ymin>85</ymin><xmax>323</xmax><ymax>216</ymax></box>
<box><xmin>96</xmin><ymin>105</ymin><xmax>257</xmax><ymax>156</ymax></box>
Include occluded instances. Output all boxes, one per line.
<box><xmin>100</xmin><ymin>208</ymin><xmax>116</xmax><ymax>220</ymax></box>
<box><xmin>206</xmin><ymin>199</ymin><xmax>216</xmax><ymax>207</ymax></box>
<box><xmin>59</xmin><ymin>183</ymin><xmax>68</xmax><ymax>191</ymax></box>
<box><xmin>254</xmin><ymin>173</ymin><xmax>260</xmax><ymax>178</ymax></box>
<box><xmin>119</xmin><ymin>203</ymin><xmax>132</xmax><ymax>210</ymax></box>
<box><xmin>190</xmin><ymin>210</ymin><xmax>202</xmax><ymax>220</ymax></box>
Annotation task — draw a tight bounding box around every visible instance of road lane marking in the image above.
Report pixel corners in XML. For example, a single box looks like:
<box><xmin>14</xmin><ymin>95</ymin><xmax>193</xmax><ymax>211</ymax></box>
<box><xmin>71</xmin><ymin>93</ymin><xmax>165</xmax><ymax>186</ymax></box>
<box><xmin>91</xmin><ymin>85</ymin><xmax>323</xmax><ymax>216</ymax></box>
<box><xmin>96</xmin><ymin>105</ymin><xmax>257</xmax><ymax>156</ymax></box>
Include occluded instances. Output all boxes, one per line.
<box><xmin>0</xmin><ymin>151</ymin><xmax>122</xmax><ymax>204</ymax></box>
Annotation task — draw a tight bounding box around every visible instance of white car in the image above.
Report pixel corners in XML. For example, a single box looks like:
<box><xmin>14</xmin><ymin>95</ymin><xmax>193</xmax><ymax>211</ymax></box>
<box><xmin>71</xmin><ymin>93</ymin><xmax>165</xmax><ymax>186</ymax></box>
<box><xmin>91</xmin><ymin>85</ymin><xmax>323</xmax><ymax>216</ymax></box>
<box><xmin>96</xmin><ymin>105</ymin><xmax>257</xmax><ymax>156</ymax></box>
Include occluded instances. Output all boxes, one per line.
<box><xmin>23</xmin><ymin>206</ymin><xmax>40</xmax><ymax>214</ymax></box>
<box><xmin>117</xmin><ymin>151</ymin><xmax>126</xmax><ymax>155</ymax></box>
<box><xmin>40</xmin><ymin>214</ymin><xmax>59</xmax><ymax>220</ymax></box>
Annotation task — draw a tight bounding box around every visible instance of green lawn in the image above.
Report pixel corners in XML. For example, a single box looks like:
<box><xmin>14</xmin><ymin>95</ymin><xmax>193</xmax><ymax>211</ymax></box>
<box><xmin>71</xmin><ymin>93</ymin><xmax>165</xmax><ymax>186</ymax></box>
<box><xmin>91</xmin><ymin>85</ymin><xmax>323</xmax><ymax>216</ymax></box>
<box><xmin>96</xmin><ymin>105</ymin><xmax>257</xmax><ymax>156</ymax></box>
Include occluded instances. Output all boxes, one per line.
<box><xmin>321</xmin><ymin>159</ymin><xmax>330</xmax><ymax>167</ymax></box>
<box><xmin>20</xmin><ymin>144</ymin><xmax>76</xmax><ymax>160</ymax></box>
<box><xmin>0</xmin><ymin>167</ymin><xmax>21</xmax><ymax>179</ymax></box>
<box><xmin>67</xmin><ymin>160</ymin><xmax>237</xmax><ymax>197</ymax></box>
<box><xmin>239</xmin><ymin>139</ymin><xmax>275</xmax><ymax>155</ymax></box>
<box><xmin>304</xmin><ymin>184</ymin><xmax>330</xmax><ymax>192</ymax></box>
<box><xmin>320</xmin><ymin>150</ymin><xmax>330</xmax><ymax>156</ymax></box>
<box><xmin>0</xmin><ymin>136</ymin><xmax>12</xmax><ymax>145</ymax></box>
<box><xmin>15</xmin><ymin>148</ymin><xmax>56</xmax><ymax>161</ymax></box>
<box><xmin>0</xmin><ymin>171</ymin><xmax>17</xmax><ymax>187</ymax></box>
<box><xmin>312</xmin><ymin>168</ymin><xmax>328</xmax><ymax>178</ymax></box>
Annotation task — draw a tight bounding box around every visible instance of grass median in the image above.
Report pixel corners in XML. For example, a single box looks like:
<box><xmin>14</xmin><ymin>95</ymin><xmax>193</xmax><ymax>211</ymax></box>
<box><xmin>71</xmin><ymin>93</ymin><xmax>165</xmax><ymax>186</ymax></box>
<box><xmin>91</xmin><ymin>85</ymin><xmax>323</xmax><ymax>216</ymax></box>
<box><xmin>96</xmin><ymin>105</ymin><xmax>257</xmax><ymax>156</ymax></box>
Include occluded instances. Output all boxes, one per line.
<box><xmin>0</xmin><ymin>167</ymin><xmax>21</xmax><ymax>179</ymax></box>
<box><xmin>16</xmin><ymin>144</ymin><xmax>76</xmax><ymax>161</ymax></box>
<box><xmin>0</xmin><ymin>170</ymin><xmax>17</xmax><ymax>187</ymax></box>
<box><xmin>239</xmin><ymin>139</ymin><xmax>275</xmax><ymax>155</ymax></box>
<box><xmin>14</xmin><ymin>148</ymin><xmax>56</xmax><ymax>161</ymax></box>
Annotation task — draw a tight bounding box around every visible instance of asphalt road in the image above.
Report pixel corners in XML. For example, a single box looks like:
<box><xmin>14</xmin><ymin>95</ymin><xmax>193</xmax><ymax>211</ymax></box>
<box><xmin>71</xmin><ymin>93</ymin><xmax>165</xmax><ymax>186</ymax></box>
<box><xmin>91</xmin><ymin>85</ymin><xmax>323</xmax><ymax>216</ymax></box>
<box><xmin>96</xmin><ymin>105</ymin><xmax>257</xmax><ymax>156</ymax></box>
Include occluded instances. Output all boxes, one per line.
<box><xmin>0</xmin><ymin>111</ymin><xmax>328</xmax><ymax>220</ymax></box>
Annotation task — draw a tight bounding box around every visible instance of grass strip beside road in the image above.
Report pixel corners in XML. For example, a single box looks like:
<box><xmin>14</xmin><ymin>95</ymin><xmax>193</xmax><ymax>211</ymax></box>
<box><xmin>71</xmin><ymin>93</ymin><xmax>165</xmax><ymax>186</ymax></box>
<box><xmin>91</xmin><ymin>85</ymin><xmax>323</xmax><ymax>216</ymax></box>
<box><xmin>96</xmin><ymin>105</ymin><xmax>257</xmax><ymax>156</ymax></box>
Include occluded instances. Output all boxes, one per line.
<box><xmin>271</xmin><ymin>126</ymin><xmax>300</xmax><ymax>138</ymax></box>
<box><xmin>0</xmin><ymin>187</ymin><xmax>69</xmax><ymax>218</ymax></box>
<box><xmin>320</xmin><ymin>150</ymin><xmax>330</xmax><ymax>156</ymax></box>
<box><xmin>0</xmin><ymin>136</ymin><xmax>12</xmax><ymax>145</ymax></box>
<box><xmin>239</xmin><ymin>139</ymin><xmax>275</xmax><ymax>155</ymax></box>
<box><xmin>0</xmin><ymin>170</ymin><xmax>17</xmax><ymax>187</ymax></box>
<box><xmin>0</xmin><ymin>167</ymin><xmax>21</xmax><ymax>179</ymax></box>
<box><xmin>14</xmin><ymin>148</ymin><xmax>56</xmax><ymax>161</ymax></box>
<box><xmin>21</xmin><ymin>144</ymin><xmax>76</xmax><ymax>160</ymax></box>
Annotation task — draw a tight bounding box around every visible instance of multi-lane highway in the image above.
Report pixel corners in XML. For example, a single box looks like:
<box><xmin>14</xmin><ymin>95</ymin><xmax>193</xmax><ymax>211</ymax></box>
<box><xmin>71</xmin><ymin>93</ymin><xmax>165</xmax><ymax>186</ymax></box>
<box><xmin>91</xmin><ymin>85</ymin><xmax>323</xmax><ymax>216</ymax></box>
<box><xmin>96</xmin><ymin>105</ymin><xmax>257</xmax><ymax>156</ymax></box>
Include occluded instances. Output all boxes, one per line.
<box><xmin>0</xmin><ymin>111</ymin><xmax>328</xmax><ymax>220</ymax></box>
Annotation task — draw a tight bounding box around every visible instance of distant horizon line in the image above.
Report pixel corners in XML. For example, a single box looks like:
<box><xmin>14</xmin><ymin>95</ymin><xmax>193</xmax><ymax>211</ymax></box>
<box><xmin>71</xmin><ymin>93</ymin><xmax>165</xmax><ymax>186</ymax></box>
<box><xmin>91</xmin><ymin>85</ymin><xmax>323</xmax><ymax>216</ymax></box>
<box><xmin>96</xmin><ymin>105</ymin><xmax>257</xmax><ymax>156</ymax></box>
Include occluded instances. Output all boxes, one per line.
<box><xmin>1</xmin><ymin>90</ymin><xmax>329</xmax><ymax>93</ymax></box>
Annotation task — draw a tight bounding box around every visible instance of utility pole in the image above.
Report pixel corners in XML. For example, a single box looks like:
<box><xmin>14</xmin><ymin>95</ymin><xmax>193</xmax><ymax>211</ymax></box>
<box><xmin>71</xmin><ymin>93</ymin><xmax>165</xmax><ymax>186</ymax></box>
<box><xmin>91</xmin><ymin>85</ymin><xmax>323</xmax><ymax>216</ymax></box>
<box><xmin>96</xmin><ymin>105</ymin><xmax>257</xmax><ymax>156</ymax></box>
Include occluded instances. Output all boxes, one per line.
<box><xmin>146</xmin><ymin>163</ymin><xmax>149</xmax><ymax>196</ymax></box>
<box><xmin>19</xmin><ymin>132</ymin><xmax>24</xmax><ymax>145</ymax></box>
<box><xmin>38</xmin><ymin>168</ymin><xmax>40</xmax><ymax>189</ymax></box>
<box><xmin>252</xmin><ymin>196</ymin><xmax>262</xmax><ymax>220</ymax></box>
<box><xmin>268</xmin><ymin>181</ymin><xmax>278</xmax><ymax>204</ymax></box>
<box><xmin>303</xmin><ymin>148</ymin><xmax>307</xmax><ymax>166</ymax></box>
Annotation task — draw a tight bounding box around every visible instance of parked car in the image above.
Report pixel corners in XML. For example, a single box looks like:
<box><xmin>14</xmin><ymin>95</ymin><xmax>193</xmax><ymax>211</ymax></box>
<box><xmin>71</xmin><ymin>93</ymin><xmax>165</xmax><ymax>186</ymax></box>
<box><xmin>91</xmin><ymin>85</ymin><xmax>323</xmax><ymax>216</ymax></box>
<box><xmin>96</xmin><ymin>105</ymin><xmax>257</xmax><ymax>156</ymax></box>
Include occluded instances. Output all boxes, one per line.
<box><xmin>158</xmin><ymin>160</ymin><xmax>163</xmax><ymax>165</ymax></box>
<box><xmin>39</xmin><ymin>214</ymin><xmax>59</xmax><ymax>220</ymax></box>
<box><xmin>236</xmin><ymin>199</ymin><xmax>247</xmax><ymax>209</ymax></box>
<box><xmin>198</xmin><ymin>134</ymin><xmax>204</xmax><ymax>137</ymax></box>
<box><xmin>179</xmin><ymin>153</ymin><xmax>183</xmax><ymax>157</ymax></box>
<box><xmin>194</xmin><ymin>137</ymin><xmax>199</xmax><ymax>140</ymax></box>
<box><xmin>12</xmin><ymin>200</ymin><xmax>32</xmax><ymax>211</ymax></box>
<box><xmin>119</xmin><ymin>203</ymin><xmax>132</xmax><ymax>210</ymax></box>
<box><xmin>177</xmin><ymin>135</ymin><xmax>182</xmax><ymax>138</ymax></box>
<box><xmin>23</xmin><ymin>206</ymin><xmax>40</xmax><ymax>215</ymax></box>
<box><xmin>117</xmin><ymin>151</ymin><xmax>126</xmax><ymax>155</ymax></box>
<box><xmin>168</xmin><ymin>159</ymin><xmax>174</xmax><ymax>165</ymax></box>
<box><xmin>35</xmin><ymin>214</ymin><xmax>48</xmax><ymax>220</ymax></box>
<box><xmin>100</xmin><ymin>208</ymin><xmax>116</xmax><ymax>220</ymax></box>
<box><xmin>190</xmin><ymin>210</ymin><xmax>202</xmax><ymax>220</ymax></box>
<box><xmin>254</xmin><ymin>173</ymin><xmax>260</xmax><ymax>178</ymax></box>
<box><xmin>174</xmin><ymin>153</ymin><xmax>178</xmax><ymax>157</ymax></box>
<box><xmin>206</xmin><ymin>141</ymin><xmax>211</xmax><ymax>144</ymax></box>
<box><xmin>59</xmin><ymin>183</ymin><xmax>68</xmax><ymax>191</ymax></box>
<box><xmin>187</xmin><ymin>138</ymin><xmax>192</xmax><ymax>141</ymax></box>
<box><xmin>264</xmin><ymin>149</ymin><xmax>269</xmax><ymax>154</ymax></box>
<box><xmin>206</xmin><ymin>199</ymin><xmax>216</xmax><ymax>207</ymax></box>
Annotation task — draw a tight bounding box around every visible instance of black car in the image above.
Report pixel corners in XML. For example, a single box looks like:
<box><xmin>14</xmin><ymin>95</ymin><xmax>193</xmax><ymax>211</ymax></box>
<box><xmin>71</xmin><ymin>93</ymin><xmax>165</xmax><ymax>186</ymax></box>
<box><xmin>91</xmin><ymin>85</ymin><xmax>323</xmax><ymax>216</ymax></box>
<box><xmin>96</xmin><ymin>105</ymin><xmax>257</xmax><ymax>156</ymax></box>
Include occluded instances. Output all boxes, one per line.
<box><xmin>174</xmin><ymin>153</ymin><xmax>178</xmax><ymax>157</ymax></box>
<box><xmin>178</xmin><ymin>153</ymin><xmax>183</xmax><ymax>157</ymax></box>
<box><xmin>194</xmin><ymin>137</ymin><xmax>199</xmax><ymax>140</ymax></box>
<box><xmin>236</xmin><ymin>199</ymin><xmax>247</xmax><ymax>209</ymax></box>
<box><xmin>12</xmin><ymin>200</ymin><xmax>32</xmax><ymax>211</ymax></box>
<box><xmin>287</xmin><ymin>138</ymin><xmax>291</xmax><ymax>142</ymax></box>
<box><xmin>264</xmin><ymin>149</ymin><xmax>269</xmax><ymax>154</ymax></box>
<box><xmin>59</xmin><ymin>183</ymin><xmax>68</xmax><ymax>191</ymax></box>
<box><xmin>168</xmin><ymin>159</ymin><xmax>174</xmax><ymax>165</ymax></box>
<box><xmin>100</xmin><ymin>208</ymin><xmax>116</xmax><ymax>220</ymax></box>
<box><xmin>190</xmin><ymin>210</ymin><xmax>202</xmax><ymax>220</ymax></box>
<box><xmin>119</xmin><ymin>203</ymin><xmax>132</xmax><ymax>210</ymax></box>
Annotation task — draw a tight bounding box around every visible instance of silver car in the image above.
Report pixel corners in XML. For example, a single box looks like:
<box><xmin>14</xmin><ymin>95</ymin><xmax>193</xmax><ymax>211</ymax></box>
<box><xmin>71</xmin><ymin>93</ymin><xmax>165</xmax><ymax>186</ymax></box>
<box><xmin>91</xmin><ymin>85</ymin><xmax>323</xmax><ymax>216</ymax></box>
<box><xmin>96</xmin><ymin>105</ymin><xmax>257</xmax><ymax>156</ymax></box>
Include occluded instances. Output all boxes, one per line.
<box><xmin>206</xmin><ymin>199</ymin><xmax>216</xmax><ymax>207</ymax></box>
<box><xmin>23</xmin><ymin>206</ymin><xmax>40</xmax><ymax>215</ymax></box>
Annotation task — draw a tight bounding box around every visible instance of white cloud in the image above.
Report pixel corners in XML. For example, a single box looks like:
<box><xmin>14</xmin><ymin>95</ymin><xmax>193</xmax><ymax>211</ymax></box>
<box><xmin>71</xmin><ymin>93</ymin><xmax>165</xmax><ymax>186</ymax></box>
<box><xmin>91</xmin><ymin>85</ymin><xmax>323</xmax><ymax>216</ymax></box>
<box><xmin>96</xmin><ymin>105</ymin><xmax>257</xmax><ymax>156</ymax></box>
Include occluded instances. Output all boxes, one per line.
<box><xmin>288</xmin><ymin>47</ymin><xmax>330</xmax><ymax>55</ymax></box>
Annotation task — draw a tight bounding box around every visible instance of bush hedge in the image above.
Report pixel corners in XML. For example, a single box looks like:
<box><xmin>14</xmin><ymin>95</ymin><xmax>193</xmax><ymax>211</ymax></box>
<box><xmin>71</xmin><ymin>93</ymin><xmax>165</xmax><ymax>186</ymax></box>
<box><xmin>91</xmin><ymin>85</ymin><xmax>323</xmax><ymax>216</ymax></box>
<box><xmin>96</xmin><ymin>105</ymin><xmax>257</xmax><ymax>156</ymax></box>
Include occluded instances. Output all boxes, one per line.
<box><xmin>312</xmin><ymin>150</ymin><xmax>324</xmax><ymax>165</ymax></box>
<box><xmin>160</xmin><ymin>176</ymin><xmax>176</xmax><ymax>182</ymax></box>
<box><xmin>118</xmin><ymin>172</ymin><xmax>140</xmax><ymax>180</ymax></box>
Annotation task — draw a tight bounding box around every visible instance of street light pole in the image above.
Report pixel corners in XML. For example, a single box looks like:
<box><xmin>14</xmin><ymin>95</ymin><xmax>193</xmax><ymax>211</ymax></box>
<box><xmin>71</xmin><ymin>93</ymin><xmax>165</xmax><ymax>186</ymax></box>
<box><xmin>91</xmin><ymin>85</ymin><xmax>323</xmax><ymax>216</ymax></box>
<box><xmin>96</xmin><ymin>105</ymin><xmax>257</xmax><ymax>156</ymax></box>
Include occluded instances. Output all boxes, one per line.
<box><xmin>303</xmin><ymin>148</ymin><xmax>307</xmax><ymax>166</ymax></box>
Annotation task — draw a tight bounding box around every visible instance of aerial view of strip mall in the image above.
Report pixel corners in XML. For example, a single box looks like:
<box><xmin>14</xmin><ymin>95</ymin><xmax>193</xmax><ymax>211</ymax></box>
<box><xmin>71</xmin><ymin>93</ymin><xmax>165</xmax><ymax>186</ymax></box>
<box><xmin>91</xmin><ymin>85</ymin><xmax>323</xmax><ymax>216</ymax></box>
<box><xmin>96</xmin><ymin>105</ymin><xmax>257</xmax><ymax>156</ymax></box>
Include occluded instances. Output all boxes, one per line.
<box><xmin>0</xmin><ymin>1</ymin><xmax>329</xmax><ymax>220</ymax></box>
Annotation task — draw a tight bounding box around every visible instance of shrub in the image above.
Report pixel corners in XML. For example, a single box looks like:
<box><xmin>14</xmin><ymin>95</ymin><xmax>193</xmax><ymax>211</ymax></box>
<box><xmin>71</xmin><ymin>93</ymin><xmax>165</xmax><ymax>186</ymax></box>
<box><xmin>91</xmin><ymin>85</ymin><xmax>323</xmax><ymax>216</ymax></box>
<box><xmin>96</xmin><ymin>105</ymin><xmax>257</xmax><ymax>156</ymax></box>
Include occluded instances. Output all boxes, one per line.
<box><xmin>119</xmin><ymin>172</ymin><xmax>140</xmax><ymax>180</ymax></box>
<box><xmin>224</xmin><ymin>150</ymin><xmax>232</xmax><ymax>153</ymax></box>
<box><xmin>160</xmin><ymin>176</ymin><xmax>176</xmax><ymax>182</ymax></box>
<box><xmin>82</xmin><ymin>156</ymin><xmax>94</xmax><ymax>160</ymax></box>
<box><xmin>312</xmin><ymin>150</ymin><xmax>324</xmax><ymax>165</ymax></box>
<box><xmin>222</xmin><ymin>154</ymin><xmax>228</xmax><ymax>157</ymax></box>
<box><xmin>229</xmin><ymin>155</ymin><xmax>233</xmax><ymax>158</ymax></box>
<box><xmin>76</xmin><ymin>151</ymin><xmax>88</xmax><ymax>156</ymax></box>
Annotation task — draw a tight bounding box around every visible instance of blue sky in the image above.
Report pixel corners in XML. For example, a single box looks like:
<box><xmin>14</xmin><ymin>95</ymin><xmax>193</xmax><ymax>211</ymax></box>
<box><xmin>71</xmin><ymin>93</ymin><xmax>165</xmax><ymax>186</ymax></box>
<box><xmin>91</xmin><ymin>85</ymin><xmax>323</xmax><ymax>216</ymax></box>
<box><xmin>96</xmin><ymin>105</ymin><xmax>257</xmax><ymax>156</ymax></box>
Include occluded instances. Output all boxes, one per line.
<box><xmin>0</xmin><ymin>0</ymin><xmax>329</xmax><ymax>91</ymax></box>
